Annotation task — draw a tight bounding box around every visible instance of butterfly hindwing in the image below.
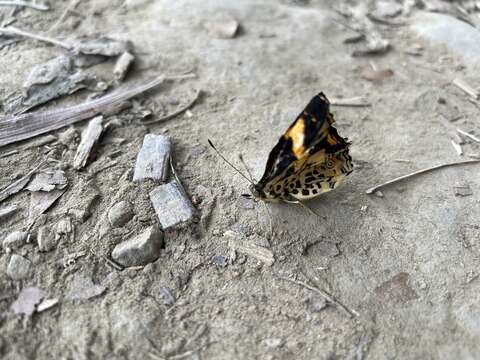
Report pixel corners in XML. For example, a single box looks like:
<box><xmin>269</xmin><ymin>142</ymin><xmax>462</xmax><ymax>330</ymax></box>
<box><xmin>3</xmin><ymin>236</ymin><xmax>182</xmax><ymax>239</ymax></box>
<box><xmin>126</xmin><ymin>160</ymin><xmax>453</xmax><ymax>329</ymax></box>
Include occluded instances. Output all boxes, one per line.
<box><xmin>254</xmin><ymin>93</ymin><xmax>353</xmax><ymax>201</ymax></box>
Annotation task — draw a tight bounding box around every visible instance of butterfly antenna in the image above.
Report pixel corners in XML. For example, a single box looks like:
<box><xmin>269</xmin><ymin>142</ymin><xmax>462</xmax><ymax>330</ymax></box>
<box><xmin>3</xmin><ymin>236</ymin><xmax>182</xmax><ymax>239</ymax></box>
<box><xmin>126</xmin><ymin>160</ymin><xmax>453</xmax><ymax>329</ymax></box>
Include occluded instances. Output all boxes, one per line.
<box><xmin>208</xmin><ymin>139</ymin><xmax>254</xmax><ymax>185</ymax></box>
<box><xmin>238</xmin><ymin>154</ymin><xmax>255</xmax><ymax>183</ymax></box>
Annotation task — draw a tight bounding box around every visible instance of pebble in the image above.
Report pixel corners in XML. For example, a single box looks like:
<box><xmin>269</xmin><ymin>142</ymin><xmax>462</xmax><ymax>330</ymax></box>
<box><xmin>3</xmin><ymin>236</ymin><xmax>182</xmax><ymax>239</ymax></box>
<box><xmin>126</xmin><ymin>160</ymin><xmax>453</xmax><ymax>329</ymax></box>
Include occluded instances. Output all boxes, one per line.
<box><xmin>411</xmin><ymin>12</ymin><xmax>480</xmax><ymax>66</ymax></box>
<box><xmin>108</xmin><ymin>201</ymin><xmax>134</xmax><ymax>227</ymax></box>
<box><xmin>264</xmin><ymin>338</ymin><xmax>284</xmax><ymax>349</ymax></box>
<box><xmin>2</xmin><ymin>231</ymin><xmax>28</xmax><ymax>249</ymax></box>
<box><xmin>6</xmin><ymin>254</ymin><xmax>32</xmax><ymax>280</ymax></box>
<box><xmin>111</xmin><ymin>225</ymin><xmax>163</xmax><ymax>267</ymax></box>
<box><xmin>37</xmin><ymin>225</ymin><xmax>58</xmax><ymax>252</ymax></box>
<box><xmin>133</xmin><ymin>134</ymin><xmax>171</xmax><ymax>183</ymax></box>
<box><xmin>150</xmin><ymin>181</ymin><xmax>194</xmax><ymax>229</ymax></box>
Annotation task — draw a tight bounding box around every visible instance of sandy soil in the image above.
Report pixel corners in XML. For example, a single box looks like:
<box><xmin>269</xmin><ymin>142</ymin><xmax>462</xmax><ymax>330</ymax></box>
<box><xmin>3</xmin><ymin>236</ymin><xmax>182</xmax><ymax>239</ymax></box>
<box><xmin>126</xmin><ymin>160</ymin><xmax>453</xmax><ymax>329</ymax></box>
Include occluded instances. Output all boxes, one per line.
<box><xmin>1</xmin><ymin>0</ymin><xmax>480</xmax><ymax>359</ymax></box>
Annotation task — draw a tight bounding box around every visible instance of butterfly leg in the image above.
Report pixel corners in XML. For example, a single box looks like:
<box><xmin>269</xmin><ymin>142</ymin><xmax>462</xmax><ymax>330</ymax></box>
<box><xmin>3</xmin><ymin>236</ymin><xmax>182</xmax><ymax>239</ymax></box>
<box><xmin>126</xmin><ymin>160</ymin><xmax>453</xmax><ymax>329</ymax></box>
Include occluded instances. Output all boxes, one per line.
<box><xmin>261</xmin><ymin>200</ymin><xmax>274</xmax><ymax>239</ymax></box>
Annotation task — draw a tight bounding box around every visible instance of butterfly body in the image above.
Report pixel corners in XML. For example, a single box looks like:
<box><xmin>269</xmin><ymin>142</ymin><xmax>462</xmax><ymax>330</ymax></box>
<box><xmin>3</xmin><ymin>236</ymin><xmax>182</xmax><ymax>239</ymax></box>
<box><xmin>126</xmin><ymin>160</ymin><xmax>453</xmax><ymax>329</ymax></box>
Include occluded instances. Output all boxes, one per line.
<box><xmin>251</xmin><ymin>92</ymin><xmax>353</xmax><ymax>203</ymax></box>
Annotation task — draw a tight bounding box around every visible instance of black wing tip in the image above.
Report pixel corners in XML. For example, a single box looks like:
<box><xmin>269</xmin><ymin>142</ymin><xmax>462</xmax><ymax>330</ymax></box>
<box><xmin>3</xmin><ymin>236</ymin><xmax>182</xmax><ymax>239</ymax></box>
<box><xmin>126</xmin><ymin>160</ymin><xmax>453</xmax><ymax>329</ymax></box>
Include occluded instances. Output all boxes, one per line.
<box><xmin>304</xmin><ymin>92</ymin><xmax>330</xmax><ymax>116</ymax></box>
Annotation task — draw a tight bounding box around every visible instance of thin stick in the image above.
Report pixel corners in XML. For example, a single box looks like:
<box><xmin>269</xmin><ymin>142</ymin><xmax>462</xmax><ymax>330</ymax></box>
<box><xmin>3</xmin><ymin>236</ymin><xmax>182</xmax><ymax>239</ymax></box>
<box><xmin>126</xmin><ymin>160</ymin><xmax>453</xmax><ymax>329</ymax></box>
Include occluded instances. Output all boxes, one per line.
<box><xmin>366</xmin><ymin>159</ymin><xmax>480</xmax><ymax>194</ymax></box>
<box><xmin>330</xmin><ymin>97</ymin><xmax>371</xmax><ymax>107</ymax></box>
<box><xmin>0</xmin><ymin>73</ymin><xmax>196</xmax><ymax>147</ymax></box>
<box><xmin>148</xmin><ymin>343</ymin><xmax>210</xmax><ymax>360</ymax></box>
<box><xmin>453</xmin><ymin>78</ymin><xmax>479</xmax><ymax>99</ymax></box>
<box><xmin>143</xmin><ymin>89</ymin><xmax>201</xmax><ymax>125</ymax></box>
<box><xmin>451</xmin><ymin>140</ymin><xmax>463</xmax><ymax>156</ymax></box>
<box><xmin>457</xmin><ymin>128</ymin><xmax>480</xmax><ymax>143</ymax></box>
<box><xmin>277</xmin><ymin>275</ymin><xmax>357</xmax><ymax>318</ymax></box>
<box><xmin>0</xmin><ymin>26</ymin><xmax>73</xmax><ymax>50</ymax></box>
<box><xmin>0</xmin><ymin>0</ymin><xmax>49</xmax><ymax>11</ymax></box>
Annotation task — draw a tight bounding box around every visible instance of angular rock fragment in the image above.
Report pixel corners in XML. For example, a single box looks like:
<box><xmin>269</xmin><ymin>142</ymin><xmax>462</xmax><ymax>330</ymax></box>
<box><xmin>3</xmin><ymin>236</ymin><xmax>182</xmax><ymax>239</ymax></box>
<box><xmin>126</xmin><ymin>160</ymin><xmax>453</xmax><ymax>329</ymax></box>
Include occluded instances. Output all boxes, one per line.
<box><xmin>204</xmin><ymin>14</ymin><xmax>239</xmax><ymax>39</ymax></box>
<box><xmin>37</xmin><ymin>225</ymin><xmax>58</xmax><ymax>252</ymax></box>
<box><xmin>133</xmin><ymin>134</ymin><xmax>171</xmax><ymax>182</ymax></box>
<box><xmin>6</xmin><ymin>254</ymin><xmax>32</xmax><ymax>280</ymax></box>
<box><xmin>114</xmin><ymin>51</ymin><xmax>135</xmax><ymax>82</ymax></box>
<box><xmin>108</xmin><ymin>200</ymin><xmax>134</xmax><ymax>228</ymax></box>
<box><xmin>111</xmin><ymin>225</ymin><xmax>163</xmax><ymax>267</ymax></box>
<box><xmin>150</xmin><ymin>181</ymin><xmax>194</xmax><ymax>229</ymax></box>
<box><xmin>2</xmin><ymin>231</ymin><xmax>28</xmax><ymax>249</ymax></box>
<box><xmin>10</xmin><ymin>287</ymin><xmax>46</xmax><ymax>316</ymax></box>
<box><xmin>26</xmin><ymin>170</ymin><xmax>68</xmax><ymax>192</ymax></box>
<box><xmin>28</xmin><ymin>189</ymin><xmax>66</xmax><ymax>222</ymax></box>
<box><xmin>73</xmin><ymin>116</ymin><xmax>104</xmax><ymax>170</ymax></box>
<box><xmin>36</xmin><ymin>298</ymin><xmax>59</xmax><ymax>313</ymax></box>
<box><xmin>66</xmin><ymin>274</ymin><xmax>106</xmax><ymax>301</ymax></box>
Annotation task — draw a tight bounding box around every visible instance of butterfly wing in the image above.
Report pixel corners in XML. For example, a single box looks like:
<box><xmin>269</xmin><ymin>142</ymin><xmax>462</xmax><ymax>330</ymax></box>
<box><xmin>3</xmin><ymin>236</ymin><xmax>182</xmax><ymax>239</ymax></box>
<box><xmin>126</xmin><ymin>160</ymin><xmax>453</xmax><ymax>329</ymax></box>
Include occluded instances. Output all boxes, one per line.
<box><xmin>255</xmin><ymin>93</ymin><xmax>352</xmax><ymax>200</ymax></box>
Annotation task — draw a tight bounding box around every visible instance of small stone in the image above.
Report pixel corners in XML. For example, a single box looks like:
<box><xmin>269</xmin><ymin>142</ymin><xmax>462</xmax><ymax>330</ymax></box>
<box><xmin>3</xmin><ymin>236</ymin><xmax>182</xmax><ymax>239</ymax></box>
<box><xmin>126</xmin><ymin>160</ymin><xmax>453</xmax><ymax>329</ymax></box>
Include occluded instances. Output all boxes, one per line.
<box><xmin>37</xmin><ymin>225</ymin><xmax>58</xmax><ymax>252</ymax></box>
<box><xmin>6</xmin><ymin>254</ymin><xmax>32</xmax><ymax>280</ymax></box>
<box><xmin>36</xmin><ymin>298</ymin><xmax>59</xmax><ymax>313</ymax></box>
<box><xmin>0</xmin><ymin>205</ymin><xmax>18</xmax><ymax>222</ymax></box>
<box><xmin>73</xmin><ymin>116</ymin><xmax>104</xmax><ymax>170</ymax></box>
<box><xmin>111</xmin><ymin>225</ymin><xmax>163</xmax><ymax>267</ymax></box>
<box><xmin>3</xmin><ymin>231</ymin><xmax>28</xmax><ymax>249</ymax></box>
<box><xmin>26</xmin><ymin>170</ymin><xmax>68</xmax><ymax>192</ymax></box>
<box><xmin>204</xmin><ymin>13</ymin><xmax>239</xmax><ymax>39</ymax></box>
<box><xmin>264</xmin><ymin>338</ymin><xmax>284</xmax><ymax>349</ymax></box>
<box><xmin>108</xmin><ymin>201</ymin><xmax>134</xmax><ymax>227</ymax></box>
<box><xmin>150</xmin><ymin>181</ymin><xmax>194</xmax><ymax>229</ymax></box>
<box><xmin>454</xmin><ymin>183</ymin><xmax>473</xmax><ymax>197</ymax></box>
<box><xmin>133</xmin><ymin>134</ymin><xmax>171</xmax><ymax>183</ymax></box>
<box><xmin>66</xmin><ymin>274</ymin><xmax>106</xmax><ymax>301</ymax></box>
<box><xmin>10</xmin><ymin>287</ymin><xmax>46</xmax><ymax>316</ymax></box>
<box><xmin>211</xmin><ymin>255</ymin><xmax>228</xmax><ymax>267</ymax></box>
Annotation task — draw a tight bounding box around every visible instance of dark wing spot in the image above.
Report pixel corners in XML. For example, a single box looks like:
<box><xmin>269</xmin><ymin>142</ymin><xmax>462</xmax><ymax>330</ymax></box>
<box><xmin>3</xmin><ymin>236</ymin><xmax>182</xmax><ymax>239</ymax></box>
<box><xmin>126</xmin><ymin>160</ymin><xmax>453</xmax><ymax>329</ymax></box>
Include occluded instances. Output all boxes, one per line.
<box><xmin>295</xmin><ymin>180</ymin><xmax>302</xmax><ymax>188</ymax></box>
<box><xmin>292</xmin><ymin>189</ymin><xmax>299</xmax><ymax>195</ymax></box>
<box><xmin>302</xmin><ymin>189</ymin><xmax>309</xmax><ymax>196</ymax></box>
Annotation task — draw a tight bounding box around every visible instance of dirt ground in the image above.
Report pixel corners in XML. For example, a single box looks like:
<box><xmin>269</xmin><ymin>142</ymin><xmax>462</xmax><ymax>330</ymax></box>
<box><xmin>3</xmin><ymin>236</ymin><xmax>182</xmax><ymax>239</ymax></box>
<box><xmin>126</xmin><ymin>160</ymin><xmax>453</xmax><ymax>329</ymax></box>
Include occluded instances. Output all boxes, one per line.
<box><xmin>1</xmin><ymin>0</ymin><xmax>480</xmax><ymax>359</ymax></box>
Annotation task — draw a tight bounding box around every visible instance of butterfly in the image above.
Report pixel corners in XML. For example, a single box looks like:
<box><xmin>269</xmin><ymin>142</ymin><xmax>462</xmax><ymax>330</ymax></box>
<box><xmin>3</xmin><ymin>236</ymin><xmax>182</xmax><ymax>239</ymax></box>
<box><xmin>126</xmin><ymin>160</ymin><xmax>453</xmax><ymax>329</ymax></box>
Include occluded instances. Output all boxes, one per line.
<box><xmin>209</xmin><ymin>92</ymin><xmax>353</xmax><ymax>212</ymax></box>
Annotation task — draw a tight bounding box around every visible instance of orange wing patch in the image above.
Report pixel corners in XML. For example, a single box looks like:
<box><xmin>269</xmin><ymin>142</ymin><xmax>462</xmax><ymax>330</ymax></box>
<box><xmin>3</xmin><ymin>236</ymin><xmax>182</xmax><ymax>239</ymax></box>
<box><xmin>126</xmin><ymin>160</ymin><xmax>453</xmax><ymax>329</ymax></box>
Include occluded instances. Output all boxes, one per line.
<box><xmin>284</xmin><ymin>117</ymin><xmax>306</xmax><ymax>158</ymax></box>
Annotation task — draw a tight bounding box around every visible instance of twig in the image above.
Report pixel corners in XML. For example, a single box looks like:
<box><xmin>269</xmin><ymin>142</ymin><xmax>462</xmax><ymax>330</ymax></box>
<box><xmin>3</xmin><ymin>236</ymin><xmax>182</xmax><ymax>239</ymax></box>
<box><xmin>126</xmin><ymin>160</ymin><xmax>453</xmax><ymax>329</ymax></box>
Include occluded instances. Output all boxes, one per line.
<box><xmin>330</xmin><ymin>97</ymin><xmax>371</xmax><ymax>107</ymax></box>
<box><xmin>148</xmin><ymin>343</ymin><xmax>211</xmax><ymax>360</ymax></box>
<box><xmin>0</xmin><ymin>149</ymin><xmax>18</xmax><ymax>158</ymax></box>
<box><xmin>457</xmin><ymin>128</ymin><xmax>480</xmax><ymax>143</ymax></box>
<box><xmin>0</xmin><ymin>0</ymin><xmax>49</xmax><ymax>11</ymax></box>
<box><xmin>453</xmin><ymin>78</ymin><xmax>479</xmax><ymax>99</ymax></box>
<box><xmin>0</xmin><ymin>26</ymin><xmax>73</xmax><ymax>50</ymax></box>
<box><xmin>0</xmin><ymin>73</ymin><xmax>196</xmax><ymax>147</ymax></box>
<box><xmin>276</xmin><ymin>275</ymin><xmax>358</xmax><ymax>318</ymax></box>
<box><xmin>366</xmin><ymin>159</ymin><xmax>480</xmax><ymax>194</ymax></box>
<box><xmin>451</xmin><ymin>140</ymin><xmax>463</xmax><ymax>156</ymax></box>
<box><xmin>143</xmin><ymin>89</ymin><xmax>201</xmax><ymax>125</ymax></box>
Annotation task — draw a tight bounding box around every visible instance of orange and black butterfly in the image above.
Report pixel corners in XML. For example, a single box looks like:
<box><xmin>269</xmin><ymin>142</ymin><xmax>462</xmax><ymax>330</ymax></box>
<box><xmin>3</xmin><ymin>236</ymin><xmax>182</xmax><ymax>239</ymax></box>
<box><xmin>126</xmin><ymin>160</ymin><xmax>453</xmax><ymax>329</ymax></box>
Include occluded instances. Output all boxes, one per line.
<box><xmin>209</xmin><ymin>92</ymin><xmax>353</xmax><ymax>208</ymax></box>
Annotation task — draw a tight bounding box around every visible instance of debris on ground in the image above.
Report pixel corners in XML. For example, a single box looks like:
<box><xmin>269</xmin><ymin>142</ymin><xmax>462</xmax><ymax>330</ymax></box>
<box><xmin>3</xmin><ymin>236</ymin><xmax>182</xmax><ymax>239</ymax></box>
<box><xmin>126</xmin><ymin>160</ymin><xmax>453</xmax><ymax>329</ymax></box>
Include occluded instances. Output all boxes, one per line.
<box><xmin>65</xmin><ymin>274</ymin><xmax>106</xmax><ymax>301</ymax></box>
<box><xmin>451</xmin><ymin>140</ymin><xmax>463</xmax><ymax>156</ymax></box>
<box><xmin>36</xmin><ymin>298</ymin><xmax>59</xmax><ymax>313</ymax></box>
<box><xmin>28</xmin><ymin>189</ymin><xmax>66</xmax><ymax>222</ymax></box>
<box><xmin>108</xmin><ymin>200</ymin><xmax>134</xmax><ymax>228</ymax></box>
<box><xmin>2</xmin><ymin>231</ymin><xmax>28</xmax><ymax>249</ymax></box>
<box><xmin>6</xmin><ymin>254</ymin><xmax>32</xmax><ymax>280</ymax></box>
<box><xmin>204</xmin><ymin>13</ymin><xmax>239</xmax><ymax>39</ymax></box>
<box><xmin>5</xmin><ymin>55</ymin><xmax>90</xmax><ymax>113</ymax></box>
<box><xmin>111</xmin><ymin>225</ymin><xmax>163</xmax><ymax>267</ymax></box>
<box><xmin>360</xmin><ymin>66</ymin><xmax>394</xmax><ymax>83</ymax></box>
<box><xmin>226</xmin><ymin>232</ymin><xmax>275</xmax><ymax>266</ymax></box>
<box><xmin>37</xmin><ymin>224</ymin><xmax>58</xmax><ymax>252</ymax></box>
<box><xmin>0</xmin><ymin>161</ymin><xmax>45</xmax><ymax>203</ymax></box>
<box><xmin>73</xmin><ymin>116</ymin><xmax>104</xmax><ymax>170</ymax></box>
<box><xmin>114</xmin><ymin>51</ymin><xmax>135</xmax><ymax>82</ymax></box>
<box><xmin>150</xmin><ymin>181</ymin><xmax>194</xmax><ymax>229</ymax></box>
<box><xmin>74</xmin><ymin>36</ymin><xmax>133</xmax><ymax>57</ymax></box>
<box><xmin>26</xmin><ymin>170</ymin><xmax>68</xmax><ymax>192</ymax></box>
<box><xmin>133</xmin><ymin>134</ymin><xmax>171</xmax><ymax>182</ymax></box>
<box><xmin>0</xmin><ymin>205</ymin><xmax>18</xmax><ymax>222</ymax></box>
<box><xmin>10</xmin><ymin>287</ymin><xmax>46</xmax><ymax>316</ymax></box>
<box><xmin>453</xmin><ymin>182</ymin><xmax>473</xmax><ymax>197</ymax></box>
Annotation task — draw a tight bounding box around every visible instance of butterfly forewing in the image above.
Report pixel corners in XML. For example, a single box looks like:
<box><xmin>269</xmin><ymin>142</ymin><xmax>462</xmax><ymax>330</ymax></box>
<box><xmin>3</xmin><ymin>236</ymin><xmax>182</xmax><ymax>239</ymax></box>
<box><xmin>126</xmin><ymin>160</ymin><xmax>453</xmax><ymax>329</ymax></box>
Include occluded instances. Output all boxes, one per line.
<box><xmin>255</xmin><ymin>92</ymin><xmax>353</xmax><ymax>201</ymax></box>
